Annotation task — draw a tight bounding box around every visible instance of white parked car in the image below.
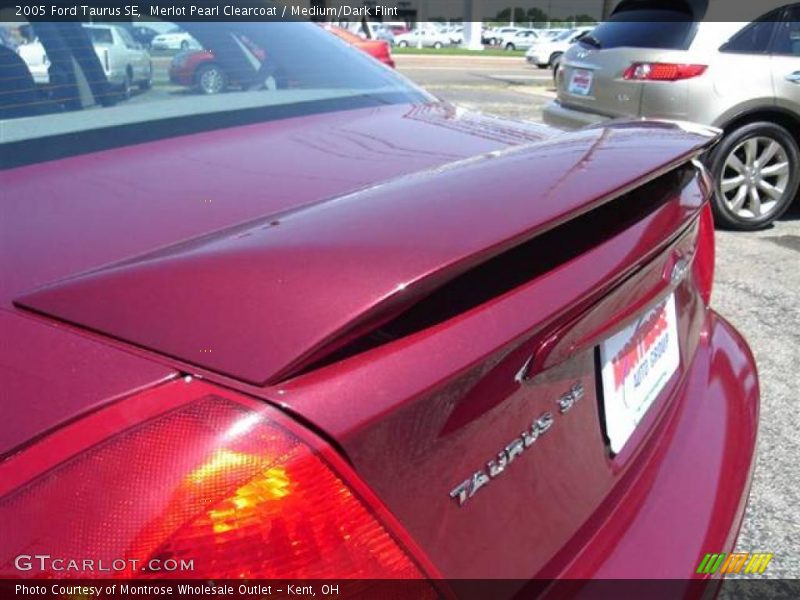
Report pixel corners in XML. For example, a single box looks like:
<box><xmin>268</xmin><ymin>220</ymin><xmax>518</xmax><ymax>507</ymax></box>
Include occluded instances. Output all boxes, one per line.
<box><xmin>525</xmin><ymin>27</ymin><xmax>594</xmax><ymax>68</ymax></box>
<box><xmin>449</xmin><ymin>26</ymin><xmax>464</xmax><ymax>44</ymax></box>
<box><xmin>17</xmin><ymin>40</ymin><xmax>50</xmax><ymax>84</ymax></box>
<box><xmin>84</xmin><ymin>25</ymin><xmax>152</xmax><ymax>98</ymax></box>
<box><xmin>394</xmin><ymin>29</ymin><xmax>451</xmax><ymax>49</ymax></box>
<box><xmin>541</xmin><ymin>28</ymin><xmax>568</xmax><ymax>40</ymax></box>
<box><xmin>501</xmin><ymin>29</ymin><xmax>540</xmax><ymax>51</ymax></box>
<box><xmin>370</xmin><ymin>23</ymin><xmax>396</xmax><ymax>44</ymax></box>
<box><xmin>18</xmin><ymin>26</ymin><xmax>152</xmax><ymax>98</ymax></box>
<box><xmin>486</xmin><ymin>27</ymin><xmax>521</xmax><ymax>45</ymax></box>
<box><xmin>150</xmin><ymin>29</ymin><xmax>202</xmax><ymax>51</ymax></box>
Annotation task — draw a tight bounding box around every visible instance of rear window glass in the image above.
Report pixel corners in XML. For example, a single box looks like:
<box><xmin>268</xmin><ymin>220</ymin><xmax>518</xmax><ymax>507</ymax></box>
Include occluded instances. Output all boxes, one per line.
<box><xmin>582</xmin><ymin>10</ymin><xmax>698</xmax><ymax>50</ymax></box>
<box><xmin>0</xmin><ymin>17</ymin><xmax>425</xmax><ymax>167</ymax></box>
<box><xmin>770</xmin><ymin>8</ymin><xmax>800</xmax><ymax>56</ymax></box>
<box><xmin>722</xmin><ymin>19</ymin><xmax>777</xmax><ymax>54</ymax></box>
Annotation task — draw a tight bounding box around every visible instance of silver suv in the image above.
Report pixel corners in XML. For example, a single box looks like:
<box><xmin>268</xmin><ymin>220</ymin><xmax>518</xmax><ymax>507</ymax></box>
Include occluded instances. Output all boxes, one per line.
<box><xmin>544</xmin><ymin>2</ymin><xmax>800</xmax><ymax>230</ymax></box>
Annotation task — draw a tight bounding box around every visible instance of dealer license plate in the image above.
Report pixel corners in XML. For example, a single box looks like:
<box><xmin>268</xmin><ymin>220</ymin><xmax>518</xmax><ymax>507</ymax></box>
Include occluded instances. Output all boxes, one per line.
<box><xmin>599</xmin><ymin>294</ymin><xmax>680</xmax><ymax>454</ymax></box>
<box><xmin>568</xmin><ymin>69</ymin><xmax>593</xmax><ymax>96</ymax></box>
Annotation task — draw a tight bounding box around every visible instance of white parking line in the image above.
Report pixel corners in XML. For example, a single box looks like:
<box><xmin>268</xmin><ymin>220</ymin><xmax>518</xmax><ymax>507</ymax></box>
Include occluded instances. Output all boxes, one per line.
<box><xmin>400</xmin><ymin>65</ymin><xmax>526</xmax><ymax>71</ymax></box>
<box><xmin>485</xmin><ymin>74</ymin><xmax>551</xmax><ymax>80</ymax></box>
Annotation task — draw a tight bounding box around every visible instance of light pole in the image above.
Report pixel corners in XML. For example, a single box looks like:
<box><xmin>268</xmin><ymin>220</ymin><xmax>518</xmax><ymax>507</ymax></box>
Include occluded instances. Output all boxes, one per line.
<box><xmin>461</xmin><ymin>0</ymin><xmax>484</xmax><ymax>50</ymax></box>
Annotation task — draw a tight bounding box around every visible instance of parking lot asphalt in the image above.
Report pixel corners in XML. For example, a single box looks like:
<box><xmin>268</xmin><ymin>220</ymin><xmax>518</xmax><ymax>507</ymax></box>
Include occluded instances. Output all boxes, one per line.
<box><xmin>397</xmin><ymin>54</ymin><xmax>800</xmax><ymax>580</ymax></box>
<box><xmin>396</xmin><ymin>54</ymin><xmax>555</xmax><ymax>121</ymax></box>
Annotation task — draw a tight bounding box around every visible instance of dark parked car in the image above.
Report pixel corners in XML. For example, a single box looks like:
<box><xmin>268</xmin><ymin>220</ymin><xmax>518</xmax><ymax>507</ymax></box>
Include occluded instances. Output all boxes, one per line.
<box><xmin>0</xmin><ymin>19</ymin><xmax>759</xmax><ymax>585</ymax></box>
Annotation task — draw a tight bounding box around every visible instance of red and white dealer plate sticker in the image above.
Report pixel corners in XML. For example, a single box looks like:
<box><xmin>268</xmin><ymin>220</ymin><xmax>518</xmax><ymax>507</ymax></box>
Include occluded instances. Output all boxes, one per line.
<box><xmin>599</xmin><ymin>294</ymin><xmax>680</xmax><ymax>454</ymax></box>
<box><xmin>567</xmin><ymin>68</ymin><xmax>593</xmax><ymax>96</ymax></box>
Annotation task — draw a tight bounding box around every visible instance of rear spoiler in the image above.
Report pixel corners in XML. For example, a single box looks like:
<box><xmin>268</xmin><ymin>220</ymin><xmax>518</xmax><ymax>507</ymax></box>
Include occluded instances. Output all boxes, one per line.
<box><xmin>16</xmin><ymin>122</ymin><xmax>720</xmax><ymax>385</ymax></box>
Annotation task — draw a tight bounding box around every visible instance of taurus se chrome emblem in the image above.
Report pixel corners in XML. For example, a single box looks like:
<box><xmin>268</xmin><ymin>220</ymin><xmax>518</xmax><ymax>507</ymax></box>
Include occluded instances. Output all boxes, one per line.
<box><xmin>557</xmin><ymin>382</ymin><xmax>585</xmax><ymax>414</ymax></box>
<box><xmin>449</xmin><ymin>382</ymin><xmax>585</xmax><ymax>507</ymax></box>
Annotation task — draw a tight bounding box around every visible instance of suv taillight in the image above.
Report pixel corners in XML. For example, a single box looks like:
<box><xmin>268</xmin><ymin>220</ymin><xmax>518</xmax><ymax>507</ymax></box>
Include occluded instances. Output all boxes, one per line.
<box><xmin>0</xmin><ymin>380</ymin><xmax>439</xmax><ymax>584</ymax></box>
<box><xmin>623</xmin><ymin>62</ymin><xmax>707</xmax><ymax>81</ymax></box>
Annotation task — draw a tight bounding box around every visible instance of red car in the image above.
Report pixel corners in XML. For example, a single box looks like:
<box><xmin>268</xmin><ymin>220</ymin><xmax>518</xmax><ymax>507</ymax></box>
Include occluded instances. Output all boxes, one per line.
<box><xmin>323</xmin><ymin>25</ymin><xmax>395</xmax><ymax>68</ymax></box>
<box><xmin>169</xmin><ymin>49</ymin><xmax>232</xmax><ymax>94</ymax></box>
<box><xmin>1</xmin><ymin>21</ymin><xmax>758</xmax><ymax>590</ymax></box>
<box><xmin>169</xmin><ymin>39</ymin><xmax>269</xmax><ymax>95</ymax></box>
<box><xmin>169</xmin><ymin>25</ymin><xmax>394</xmax><ymax>95</ymax></box>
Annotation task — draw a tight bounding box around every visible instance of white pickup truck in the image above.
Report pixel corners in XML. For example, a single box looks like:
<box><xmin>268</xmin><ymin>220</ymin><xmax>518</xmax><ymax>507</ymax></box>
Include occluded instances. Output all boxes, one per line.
<box><xmin>17</xmin><ymin>25</ymin><xmax>152</xmax><ymax>99</ymax></box>
<box><xmin>84</xmin><ymin>25</ymin><xmax>152</xmax><ymax>98</ymax></box>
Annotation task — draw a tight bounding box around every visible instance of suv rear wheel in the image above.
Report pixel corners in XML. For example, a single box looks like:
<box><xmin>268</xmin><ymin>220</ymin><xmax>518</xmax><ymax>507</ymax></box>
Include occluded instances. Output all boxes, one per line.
<box><xmin>551</xmin><ymin>55</ymin><xmax>563</xmax><ymax>84</ymax></box>
<box><xmin>548</xmin><ymin>52</ymin><xmax>563</xmax><ymax>69</ymax></box>
<box><xmin>708</xmin><ymin>122</ymin><xmax>799</xmax><ymax>230</ymax></box>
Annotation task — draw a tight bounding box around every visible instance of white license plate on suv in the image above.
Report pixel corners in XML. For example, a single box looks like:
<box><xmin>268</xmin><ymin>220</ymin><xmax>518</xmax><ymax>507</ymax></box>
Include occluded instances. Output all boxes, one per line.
<box><xmin>567</xmin><ymin>69</ymin><xmax>593</xmax><ymax>96</ymax></box>
<box><xmin>599</xmin><ymin>294</ymin><xmax>680</xmax><ymax>454</ymax></box>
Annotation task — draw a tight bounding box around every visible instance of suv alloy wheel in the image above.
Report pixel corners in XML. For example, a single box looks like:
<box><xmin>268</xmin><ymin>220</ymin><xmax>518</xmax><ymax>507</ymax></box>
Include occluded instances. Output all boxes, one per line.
<box><xmin>708</xmin><ymin>121</ymin><xmax>800</xmax><ymax>230</ymax></box>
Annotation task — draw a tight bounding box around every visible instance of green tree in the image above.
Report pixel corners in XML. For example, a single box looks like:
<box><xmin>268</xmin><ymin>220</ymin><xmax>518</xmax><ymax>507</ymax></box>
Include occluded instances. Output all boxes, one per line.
<box><xmin>526</xmin><ymin>8</ymin><xmax>548</xmax><ymax>22</ymax></box>
<box><xmin>494</xmin><ymin>8</ymin><xmax>528</xmax><ymax>23</ymax></box>
<box><xmin>564</xmin><ymin>14</ymin><xmax>598</xmax><ymax>24</ymax></box>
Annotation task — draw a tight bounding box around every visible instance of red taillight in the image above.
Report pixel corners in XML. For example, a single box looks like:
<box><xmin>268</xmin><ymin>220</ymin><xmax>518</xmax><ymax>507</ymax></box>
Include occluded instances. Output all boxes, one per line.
<box><xmin>695</xmin><ymin>201</ymin><xmax>715</xmax><ymax>306</ymax></box>
<box><xmin>0</xmin><ymin>380</ymin><xmax>439</xmax><ymax>584</ymax></box>
<box><xmin>623</xmin><ymin>62</ymin><xmax>707</xmax><ymax>81</ymax></box>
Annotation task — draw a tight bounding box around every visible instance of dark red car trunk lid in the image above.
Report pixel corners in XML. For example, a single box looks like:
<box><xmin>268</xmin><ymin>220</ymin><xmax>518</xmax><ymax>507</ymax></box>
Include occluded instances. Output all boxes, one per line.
<box><xmin>15</xmin><ymin>124</ymin><xmax>715</xmax><ymax>386</ymax></box>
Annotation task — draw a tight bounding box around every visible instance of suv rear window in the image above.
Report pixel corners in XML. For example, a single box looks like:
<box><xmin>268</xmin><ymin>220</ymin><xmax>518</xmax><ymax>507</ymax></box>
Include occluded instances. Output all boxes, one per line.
<box><xmin>582</xmin><ymin>10</ymin><xmax>698</xmax><ymax>50</ymax></box>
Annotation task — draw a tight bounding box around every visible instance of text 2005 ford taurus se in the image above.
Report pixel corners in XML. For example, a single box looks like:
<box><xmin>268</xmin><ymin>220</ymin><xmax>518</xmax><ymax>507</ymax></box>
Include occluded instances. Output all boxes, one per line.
<box><xmin>0</xmin><ymin>20</ymin><xmax>758</xmax><ymax>589</ymax></box>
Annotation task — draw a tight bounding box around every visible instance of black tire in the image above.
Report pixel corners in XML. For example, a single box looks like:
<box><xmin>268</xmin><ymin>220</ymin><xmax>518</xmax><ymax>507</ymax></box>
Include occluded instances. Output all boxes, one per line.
<box><xmin>433</xmin><ymin>41</ymin><xmax>443</xmax><ymax>49</ymax></box>
<box><xmin>707</xmin><ymin>121</ymin><xmax>800</xmax><ymax>230</ymax></box>
<box><xmin>398</xmin><ymin>40</ymin><xmax>409</xmax><ymax>48</ymax></box>
<box><xmin>552</xmin><ymin>56</ymin><xmax>562</xmax><ymax>85</ymax></box>
<box><xmin>548</xmin><ymin>52</ymin><xmax>563</xmax><ymax>69</ymax></box>
<box><xmin>138</xmin><ymin>65</ymin><xmax>153</xmax><ymax>90</ymax></box>
<box><xmin>195</xmin><ymin>63</ymin><xmax>227</xmax><ymax>95</ymax></box>
<box><xmin>505</xmin><ymin>42</ymin><xmax>515</xmax><ymax>51</ymax></box>
<box><xmin>536</xmin><ymin>63</ymin><xmax>547</xmax><ymax>69</ymax></box>
<box><xmin>120</xmin><ymin>71</ymin><xmax>132</xmax><ymax>100</ymax></box>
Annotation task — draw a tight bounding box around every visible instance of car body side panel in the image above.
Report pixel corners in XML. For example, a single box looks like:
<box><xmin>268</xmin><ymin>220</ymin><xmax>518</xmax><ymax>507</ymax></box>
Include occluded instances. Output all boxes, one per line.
<box><xmin>771</xmin><ymin>54</ymin><xmax>800</xmax><ymax>116</ymax></box>
<box><xmin>704</xmin><ymin>52</ymin><xmax>776</xmax><ymax>125</ymax></box>
<box><xmin>0</xmin><ymin>310</ymin><xmax>176</xmax><ymax>456</ymax></box>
